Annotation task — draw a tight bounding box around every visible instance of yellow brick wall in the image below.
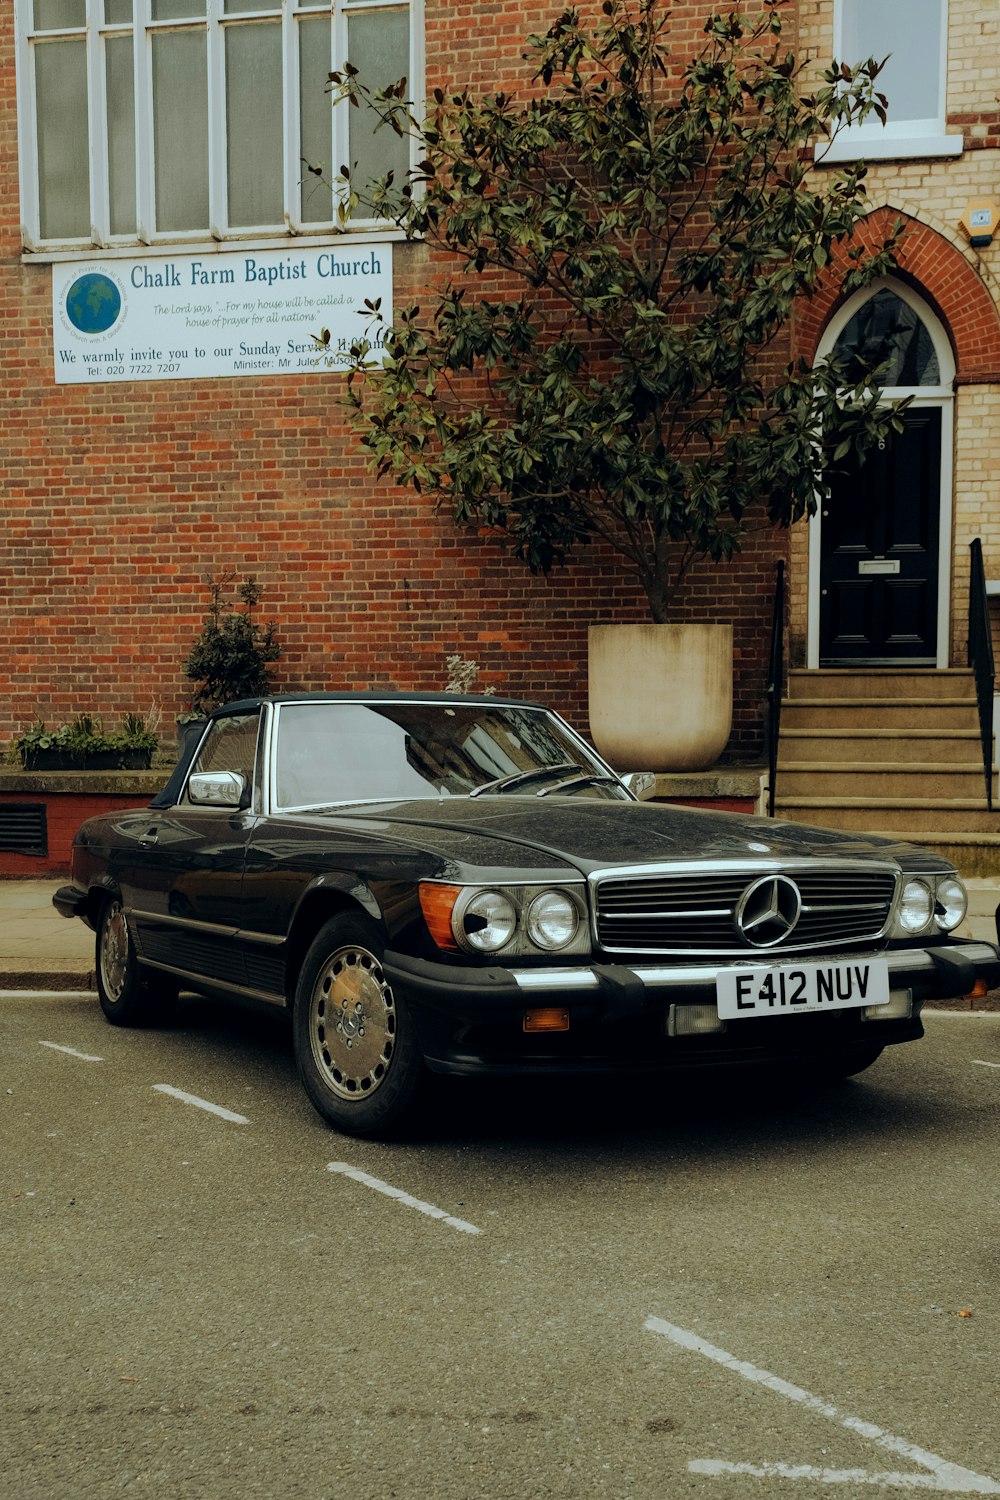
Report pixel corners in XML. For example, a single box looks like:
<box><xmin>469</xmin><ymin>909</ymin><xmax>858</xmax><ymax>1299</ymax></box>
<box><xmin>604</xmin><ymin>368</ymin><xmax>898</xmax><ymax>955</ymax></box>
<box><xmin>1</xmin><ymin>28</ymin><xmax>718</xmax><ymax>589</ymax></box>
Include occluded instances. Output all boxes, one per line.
<box><xmin>790</xmin><ymin>1</ymin><xmax>1000</xmax><ymax>670</ymax></box>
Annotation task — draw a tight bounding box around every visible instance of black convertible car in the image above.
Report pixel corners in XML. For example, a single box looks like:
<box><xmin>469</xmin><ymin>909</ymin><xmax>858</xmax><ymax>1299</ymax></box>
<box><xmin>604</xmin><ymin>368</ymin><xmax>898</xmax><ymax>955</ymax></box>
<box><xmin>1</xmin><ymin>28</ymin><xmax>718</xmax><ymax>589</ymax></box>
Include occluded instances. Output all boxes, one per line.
<box><xmin>54</xmin><ymin>693</ymin><xmax>1000</xmax><ymax>1136</ymax></box>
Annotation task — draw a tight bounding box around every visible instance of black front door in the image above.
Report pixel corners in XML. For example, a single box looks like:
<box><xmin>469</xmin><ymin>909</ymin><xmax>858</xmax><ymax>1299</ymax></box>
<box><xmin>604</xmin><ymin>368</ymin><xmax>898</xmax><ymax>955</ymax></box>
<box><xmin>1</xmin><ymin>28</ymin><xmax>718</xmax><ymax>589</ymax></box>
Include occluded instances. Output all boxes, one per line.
<box><xmin>819</xmin><ymin>408</ymin><xmax>941</xmax><ymax>664</ymax></box>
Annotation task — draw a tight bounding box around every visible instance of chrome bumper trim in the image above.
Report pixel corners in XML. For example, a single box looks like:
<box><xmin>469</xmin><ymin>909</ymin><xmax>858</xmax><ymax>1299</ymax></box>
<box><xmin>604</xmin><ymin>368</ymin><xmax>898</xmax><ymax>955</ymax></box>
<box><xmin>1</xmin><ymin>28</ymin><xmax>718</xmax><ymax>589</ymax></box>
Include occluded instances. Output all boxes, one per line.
<box><xmin>508</xmin><ymin>942</ymin><xmax>999</xmax><ymax>994</ymax></box>
<box><xmin>512</xmin><ymin>968</ymin><xmax>603</xmax><ymax>992</ymax></box>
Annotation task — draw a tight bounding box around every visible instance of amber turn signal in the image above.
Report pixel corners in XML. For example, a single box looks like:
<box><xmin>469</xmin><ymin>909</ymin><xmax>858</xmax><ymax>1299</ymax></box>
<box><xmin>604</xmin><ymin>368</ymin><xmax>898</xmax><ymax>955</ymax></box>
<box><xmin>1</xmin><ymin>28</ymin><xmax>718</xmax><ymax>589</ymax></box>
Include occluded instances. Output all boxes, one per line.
<box><xmin>523</xmin><ymin>1008</ymin><xmax>570</xmax><ymax>1033</ymax></box>
<box><xmin>418</xmin><ymin>882</ymin><xmax>462</xmax><ymax>951</ymax></box>
<box><xmin>965</xmin><ymin>978</ymin><xmax>989</xmax><ymax>1000</ymax></box>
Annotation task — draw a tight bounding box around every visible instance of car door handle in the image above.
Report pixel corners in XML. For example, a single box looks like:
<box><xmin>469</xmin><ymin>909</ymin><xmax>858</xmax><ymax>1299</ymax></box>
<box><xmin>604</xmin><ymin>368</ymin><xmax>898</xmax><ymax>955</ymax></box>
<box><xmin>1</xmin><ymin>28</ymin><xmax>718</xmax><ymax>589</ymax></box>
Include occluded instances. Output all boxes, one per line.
<box><xmin>138</xmin><ymin>827</ymin><xmax>159</xmax><ymax>846</ymax></box>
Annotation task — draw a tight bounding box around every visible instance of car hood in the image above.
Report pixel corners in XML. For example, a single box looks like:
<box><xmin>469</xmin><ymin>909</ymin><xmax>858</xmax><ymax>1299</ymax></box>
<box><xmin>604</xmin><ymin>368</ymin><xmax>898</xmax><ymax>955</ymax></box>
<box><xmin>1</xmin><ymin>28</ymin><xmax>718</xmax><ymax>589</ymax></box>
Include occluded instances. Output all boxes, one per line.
<box><xmin>296</xmin><ymin>795</ymin><xmax>945</xmax><ymax>879</ymax></box>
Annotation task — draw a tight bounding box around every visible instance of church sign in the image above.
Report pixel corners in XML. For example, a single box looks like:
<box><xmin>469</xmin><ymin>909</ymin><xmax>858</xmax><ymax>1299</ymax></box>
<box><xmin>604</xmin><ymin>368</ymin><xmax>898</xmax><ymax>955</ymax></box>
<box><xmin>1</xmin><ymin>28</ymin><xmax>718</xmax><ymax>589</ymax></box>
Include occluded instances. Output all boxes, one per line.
<box><xmin>51</xmin><ymin>243</ymin><xmax>393</xmax><ymax>385</ymax></box>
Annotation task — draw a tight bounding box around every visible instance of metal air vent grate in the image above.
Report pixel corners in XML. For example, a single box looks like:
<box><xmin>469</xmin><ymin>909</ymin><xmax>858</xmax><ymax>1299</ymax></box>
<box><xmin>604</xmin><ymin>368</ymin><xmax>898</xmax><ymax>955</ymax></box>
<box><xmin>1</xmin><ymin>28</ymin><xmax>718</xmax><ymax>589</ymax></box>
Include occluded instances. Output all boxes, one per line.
<box><xmin>0</xmin><ymin>803</ymin><xmax>48</xmax><ymax>857</ymax></box>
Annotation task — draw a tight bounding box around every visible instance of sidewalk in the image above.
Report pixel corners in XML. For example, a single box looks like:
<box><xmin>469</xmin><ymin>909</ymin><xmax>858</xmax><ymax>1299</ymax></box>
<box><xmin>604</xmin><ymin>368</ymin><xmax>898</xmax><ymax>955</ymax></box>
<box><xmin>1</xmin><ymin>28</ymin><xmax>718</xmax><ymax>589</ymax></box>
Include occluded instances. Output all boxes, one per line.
<box><xmin>0</xmin><ymin>880</ymin><xmax>95</xmax><ymax>990</ymax></box>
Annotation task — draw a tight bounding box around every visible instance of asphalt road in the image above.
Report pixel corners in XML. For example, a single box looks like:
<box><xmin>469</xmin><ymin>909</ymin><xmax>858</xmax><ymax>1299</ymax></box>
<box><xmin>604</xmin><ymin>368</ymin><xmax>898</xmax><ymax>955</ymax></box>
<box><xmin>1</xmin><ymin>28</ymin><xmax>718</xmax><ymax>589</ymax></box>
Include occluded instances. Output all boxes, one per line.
<box><xmin>3</xmin><ymin>992</ymin><xmax>999</xmax><ymax>1500</ymax></box>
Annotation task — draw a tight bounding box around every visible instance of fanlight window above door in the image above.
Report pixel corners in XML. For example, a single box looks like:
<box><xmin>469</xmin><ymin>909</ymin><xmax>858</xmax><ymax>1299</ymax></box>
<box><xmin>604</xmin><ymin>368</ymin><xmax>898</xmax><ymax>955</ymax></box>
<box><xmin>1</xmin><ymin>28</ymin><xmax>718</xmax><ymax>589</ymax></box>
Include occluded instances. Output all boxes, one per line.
<box><xmin>831</xmin><ymin>288</ymin><xmax>940</xmax><ymax>387</ymax></box>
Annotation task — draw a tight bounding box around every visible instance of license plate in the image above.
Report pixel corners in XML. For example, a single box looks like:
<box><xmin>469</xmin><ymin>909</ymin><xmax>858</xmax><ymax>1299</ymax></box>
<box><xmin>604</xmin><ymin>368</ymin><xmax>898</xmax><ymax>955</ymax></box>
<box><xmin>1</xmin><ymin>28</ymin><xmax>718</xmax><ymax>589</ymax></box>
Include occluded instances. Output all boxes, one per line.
<box><xmin>716</xmin><ymin>958</ymin><xmax>890</xmax><ymax>1020</ymax></box>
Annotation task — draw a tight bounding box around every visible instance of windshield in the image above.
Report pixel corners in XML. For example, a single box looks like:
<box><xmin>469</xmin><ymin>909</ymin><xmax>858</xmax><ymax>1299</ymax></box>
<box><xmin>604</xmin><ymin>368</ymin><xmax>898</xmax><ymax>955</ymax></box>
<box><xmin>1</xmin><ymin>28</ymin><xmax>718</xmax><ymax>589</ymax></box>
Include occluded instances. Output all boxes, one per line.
<box><xmin>271</xmin><ymin>701</ymin><xmax>627</xmax><ymax>809</ymax></box>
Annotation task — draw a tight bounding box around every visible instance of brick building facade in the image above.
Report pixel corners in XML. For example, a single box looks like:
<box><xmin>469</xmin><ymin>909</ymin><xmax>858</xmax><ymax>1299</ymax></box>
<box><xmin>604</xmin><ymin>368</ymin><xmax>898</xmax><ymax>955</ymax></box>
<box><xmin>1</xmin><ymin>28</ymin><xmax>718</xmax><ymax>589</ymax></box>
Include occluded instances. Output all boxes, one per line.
<box><xmin>4</xmin><ymin>1</ymin><xmax>999</xmax><ymax>767</ymax></box>
<box><xmin>2</xmin><ymin>0</ymin><xmax>789</xmax><ymax>765</ymax></box>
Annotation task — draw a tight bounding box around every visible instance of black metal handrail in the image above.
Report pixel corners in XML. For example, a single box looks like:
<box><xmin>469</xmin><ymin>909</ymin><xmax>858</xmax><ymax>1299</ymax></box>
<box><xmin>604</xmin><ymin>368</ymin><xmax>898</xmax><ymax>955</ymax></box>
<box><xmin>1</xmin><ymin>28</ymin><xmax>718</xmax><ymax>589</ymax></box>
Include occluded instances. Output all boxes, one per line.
<box><xmin>967</xmin><ymin>537</ymin><xmax>995</xmax><ymax>812</ymax></box>
<box><xmin>765</xmin><ymin>559</ymin><xmax>786</xmax><ymax>818</ymax></box>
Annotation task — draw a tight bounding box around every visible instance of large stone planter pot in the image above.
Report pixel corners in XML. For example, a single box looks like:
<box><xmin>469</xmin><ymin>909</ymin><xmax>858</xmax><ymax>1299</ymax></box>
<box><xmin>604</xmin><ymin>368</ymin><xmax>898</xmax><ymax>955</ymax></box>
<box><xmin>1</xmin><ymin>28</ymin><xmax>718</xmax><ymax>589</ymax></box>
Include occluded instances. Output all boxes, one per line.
<box><xmin>588</xmin><ymin>623</ymin><xmax>733</xmax><ymax>772</ymax></box>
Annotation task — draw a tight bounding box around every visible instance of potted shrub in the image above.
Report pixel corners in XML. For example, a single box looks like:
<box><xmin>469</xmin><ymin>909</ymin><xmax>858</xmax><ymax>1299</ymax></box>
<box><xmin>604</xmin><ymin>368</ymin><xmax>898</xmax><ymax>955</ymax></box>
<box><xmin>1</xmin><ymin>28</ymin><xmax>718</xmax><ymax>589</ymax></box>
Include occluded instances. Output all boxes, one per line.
<box><xmin>66</xmin><ymin>715</ymin><xmax>120</xmax><ymax>770</ymax></box>
<box><xmin>13</xmin><ymin>720</ymin><xmax>79</xmax><ymax>771</ymax></box>
<box><xmin>334</xmin><ymin>3</ymin><xmax>906</xmax><ymax>769</ymax></box>
<box><xmin>182</xmin><ymin>574</ymin><xmax>281</xmax><ymax>720</ymax></box>
<box><xmin>116</xmin><ymin>706</ymin><xmax>161</xmax><ymax>770</ymax></box>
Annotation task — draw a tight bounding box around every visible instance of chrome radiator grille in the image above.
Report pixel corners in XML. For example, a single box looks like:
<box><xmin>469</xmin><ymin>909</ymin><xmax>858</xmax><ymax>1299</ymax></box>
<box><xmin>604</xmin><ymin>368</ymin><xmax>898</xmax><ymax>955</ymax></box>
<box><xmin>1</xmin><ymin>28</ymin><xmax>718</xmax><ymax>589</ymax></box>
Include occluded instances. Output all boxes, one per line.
<box><xmin>593</xmin><ymin>868</ymin><xmax>898</xmax><ymax>955</ymax></box>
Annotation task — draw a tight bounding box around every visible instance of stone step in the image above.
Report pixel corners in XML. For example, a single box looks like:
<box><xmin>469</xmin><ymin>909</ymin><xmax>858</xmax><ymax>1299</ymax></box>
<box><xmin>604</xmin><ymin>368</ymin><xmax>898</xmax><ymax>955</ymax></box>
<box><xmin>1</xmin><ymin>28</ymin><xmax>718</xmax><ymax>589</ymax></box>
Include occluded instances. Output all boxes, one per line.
<box><xmin>786</xmin><ymin>668</ymin><xmax>975</xmax><ymax>701</ymax></box>
<box><xmin>776</xmin><ymin>764</ymin><xmax>994</xmax><ymax>798</ymax></box>
<box><xmin>778</xmin><ymin>728</ymin><xmax>983</xmax><ymax>764</ymax></box>
<box><xmin>780</xmin><ymin>699</ymin><xmax>979</xmax><ymax>731</ymax></box>
<box><xmin>957</xmin><ymin>879</ymin><xmax>1000</xmax><ymax>941</ymax></box>
<box><xmin>776</xmin><ymin>798</ymin><xmax>1000</xmax><ymax>834</ymax></box>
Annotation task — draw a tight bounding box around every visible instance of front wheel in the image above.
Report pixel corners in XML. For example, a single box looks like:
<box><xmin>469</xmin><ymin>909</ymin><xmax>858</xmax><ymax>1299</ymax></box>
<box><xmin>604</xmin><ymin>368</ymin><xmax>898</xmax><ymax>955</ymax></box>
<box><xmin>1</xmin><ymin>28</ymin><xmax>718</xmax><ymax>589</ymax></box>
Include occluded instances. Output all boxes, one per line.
<box><xmin>95</xmin><ymin>896</ymin><xmax>178</xmax><ymax>1026</ymax></box>
<box><xmin>293</xmin><ymin>913</ymin><xmax>425</xmax><ymax>1138</ymax></box>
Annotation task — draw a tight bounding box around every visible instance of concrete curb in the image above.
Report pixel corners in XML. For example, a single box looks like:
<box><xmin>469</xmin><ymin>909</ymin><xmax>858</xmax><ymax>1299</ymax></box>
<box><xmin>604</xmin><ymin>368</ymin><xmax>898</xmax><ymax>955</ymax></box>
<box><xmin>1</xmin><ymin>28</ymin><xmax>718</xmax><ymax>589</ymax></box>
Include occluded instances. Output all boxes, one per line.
<box><xmin>0</xmin><ymin>969</ymin><xmax>94</xmax><ymax>991</ymax></box>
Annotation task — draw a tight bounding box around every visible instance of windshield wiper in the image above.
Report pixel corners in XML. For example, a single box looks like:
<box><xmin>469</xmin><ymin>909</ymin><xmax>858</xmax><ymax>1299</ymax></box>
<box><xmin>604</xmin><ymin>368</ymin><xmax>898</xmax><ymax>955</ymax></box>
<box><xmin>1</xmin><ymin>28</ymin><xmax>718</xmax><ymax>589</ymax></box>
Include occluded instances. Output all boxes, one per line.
<box><xmin>467</xmin><ymin>761</ymin><xmax>581</xmax><ymax>798</ymax></box>
<box><xmin>535</xmin><ymin>774</ymin><xmax>625</xmax><ymax>798</ymax></box>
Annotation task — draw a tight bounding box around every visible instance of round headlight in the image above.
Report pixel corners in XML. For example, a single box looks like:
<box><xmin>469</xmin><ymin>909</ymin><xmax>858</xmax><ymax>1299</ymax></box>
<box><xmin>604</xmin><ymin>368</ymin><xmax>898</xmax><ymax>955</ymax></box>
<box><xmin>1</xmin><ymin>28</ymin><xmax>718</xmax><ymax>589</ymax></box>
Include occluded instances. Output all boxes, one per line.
<box><xmin>461</xmin><ymin>890</ymin><xmax>517</xmax><ymax>952</ymax></box>
<box><xmin>525</xmin><ymin>890</ymin><xmax>579</xmax><ymax>951</ymax></box>
<box><xmin>899</xmin><ymin>879</ymin><xmax>934</xmax><ymax>934</ymax></box>
<box><xmin>935</xmin><ymin>876</ymin><xmax>968</xmax><ymax>932</ymax></box>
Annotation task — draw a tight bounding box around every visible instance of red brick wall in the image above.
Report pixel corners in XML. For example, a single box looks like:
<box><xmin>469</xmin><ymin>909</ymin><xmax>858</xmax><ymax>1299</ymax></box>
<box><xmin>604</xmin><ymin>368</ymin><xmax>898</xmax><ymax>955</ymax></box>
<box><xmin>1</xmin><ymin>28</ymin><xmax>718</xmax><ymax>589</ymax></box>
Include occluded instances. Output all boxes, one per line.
<box><xmin>0</xmin><ymin>3</ymin><xmax>790</xmax><ymax>762</ymax></box>
<box><xmin>0</xmin><ymin>791</ymin><xmax>151</xmax><ymax>876</ymax></box>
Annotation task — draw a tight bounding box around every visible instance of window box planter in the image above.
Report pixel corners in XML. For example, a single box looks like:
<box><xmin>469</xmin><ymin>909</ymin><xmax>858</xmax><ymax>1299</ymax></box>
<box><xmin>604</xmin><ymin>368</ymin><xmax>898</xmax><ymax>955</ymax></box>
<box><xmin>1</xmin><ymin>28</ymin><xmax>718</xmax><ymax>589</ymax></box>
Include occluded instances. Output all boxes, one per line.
<box><xmin>118</xmin><ymin>748</ymin><xmax>153</xmax><ymax>770</ymax></box>
<box><xmin>84</xmin><ymin>751</ymin><xmax>123</xmax><ymax>771</ymax></box>
<box><xmin>23</xmin><ymin>748</ymin><xmax>82</xmax><ymax>772</ymax></box>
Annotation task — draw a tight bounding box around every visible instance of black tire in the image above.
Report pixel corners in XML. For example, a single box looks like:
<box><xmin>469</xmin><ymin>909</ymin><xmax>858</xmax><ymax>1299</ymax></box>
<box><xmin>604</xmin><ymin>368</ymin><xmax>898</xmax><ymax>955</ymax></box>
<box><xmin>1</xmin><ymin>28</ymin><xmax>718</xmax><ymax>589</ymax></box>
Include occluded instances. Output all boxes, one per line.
<box><xmin>293</xmin><ymin>912</ymin><xmax>425</xmax><ymax>1138</ymax></box>
<box><xmin>95</xmin><ymin>896</ymin><xmax>179</xmax><ymax>1027</ymax></box>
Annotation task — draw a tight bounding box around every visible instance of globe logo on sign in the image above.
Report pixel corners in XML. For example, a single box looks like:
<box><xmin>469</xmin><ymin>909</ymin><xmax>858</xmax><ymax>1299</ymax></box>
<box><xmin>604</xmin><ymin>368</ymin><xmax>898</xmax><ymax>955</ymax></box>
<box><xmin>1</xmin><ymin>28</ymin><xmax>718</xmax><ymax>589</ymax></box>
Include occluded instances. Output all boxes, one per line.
<box><xmin>65</xmin><ymin>272</ymin><xmax>122</xmax><ymax>335</ymax></box>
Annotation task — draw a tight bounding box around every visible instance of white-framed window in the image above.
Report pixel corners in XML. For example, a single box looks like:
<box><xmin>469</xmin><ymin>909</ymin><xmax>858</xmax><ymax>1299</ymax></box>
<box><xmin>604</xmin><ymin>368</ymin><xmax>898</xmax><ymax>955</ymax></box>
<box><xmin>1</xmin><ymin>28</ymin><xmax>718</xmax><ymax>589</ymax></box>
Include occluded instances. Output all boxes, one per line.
<box><xmin>14</xmin><ymin>0</ymin><xmax>422</xmax><ymax>251</ymax></box>
<box><xmin>823</xmin><ymin>0</ymin><xmax>961</xmax><ymax>162</ymax></box>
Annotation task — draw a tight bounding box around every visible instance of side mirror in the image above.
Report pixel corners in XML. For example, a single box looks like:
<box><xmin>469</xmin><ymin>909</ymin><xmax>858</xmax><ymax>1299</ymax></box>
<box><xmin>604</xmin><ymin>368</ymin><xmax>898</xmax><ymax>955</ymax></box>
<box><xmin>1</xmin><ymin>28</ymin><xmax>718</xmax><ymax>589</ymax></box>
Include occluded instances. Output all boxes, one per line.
<box><xmin>621</xmin><ymin>771</ymin><xmax>656</xmax><ymax>801</ymax></box>
<box><xmin>188</xmin><ymin>770</ymin><xmax>248</xmax><ymax>808</ymax></box>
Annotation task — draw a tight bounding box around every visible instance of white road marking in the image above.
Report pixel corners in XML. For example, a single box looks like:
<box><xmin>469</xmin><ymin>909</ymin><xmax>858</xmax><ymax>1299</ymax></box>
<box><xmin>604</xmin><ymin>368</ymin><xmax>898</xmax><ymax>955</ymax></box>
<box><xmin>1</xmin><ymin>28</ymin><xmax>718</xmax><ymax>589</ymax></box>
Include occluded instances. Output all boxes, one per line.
<box><xmin>972</xmin><ymin>1060</ymin><xmax>1000</xmax><ymax>1070</ymax></box>
<box><xmin>646</xmin><ymin>1316</ymin><xmax>1000</xmax><ymax>1495</ymax></box>
<box><xmin>327</xmin><ymin>1162</ymin><xmax>482</xmax><ymax>1235</ymax></box>
<box><xmin>39</xmin><ymin>1041</ymin><xmax>104</xmax><ymax>1062</ymax></box>
<box><xmin>152</xmin><ymin>1085</ymin><xmax>249</xmax><ymax>1124</ymax></box>
<box><xmin>690</xmin><ymin>1463</ymin><xmax>984</xmax><ymax>1489</ymax></box>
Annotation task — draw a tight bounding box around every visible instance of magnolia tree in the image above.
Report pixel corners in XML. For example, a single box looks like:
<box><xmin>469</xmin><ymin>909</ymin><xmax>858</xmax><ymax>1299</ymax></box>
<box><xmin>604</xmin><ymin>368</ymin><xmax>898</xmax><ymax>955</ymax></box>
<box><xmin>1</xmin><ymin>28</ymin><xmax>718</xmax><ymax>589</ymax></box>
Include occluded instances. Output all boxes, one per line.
<box><xmin>327</xmin><ymin>0</ymin><xmax>904</xmax><ymax>622</ymax></box>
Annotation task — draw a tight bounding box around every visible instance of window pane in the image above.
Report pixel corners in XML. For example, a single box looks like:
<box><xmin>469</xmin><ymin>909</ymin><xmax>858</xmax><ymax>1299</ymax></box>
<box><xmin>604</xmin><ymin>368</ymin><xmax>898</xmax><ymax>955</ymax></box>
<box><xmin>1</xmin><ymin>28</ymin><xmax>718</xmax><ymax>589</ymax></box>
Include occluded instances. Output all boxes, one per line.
<box><xmin>35</xmin><ymin>40</ymin><xmax>90</xmax><ymax>239</ymax></box>
<box><xmin>226</xmin><ymin>21</ymin><xmax>283</xmax><ymax>226</ymax></box>
<box><xmin>152</xmin><ymin>31</ymin><xmax>209</xmax><ymax>230</ymax></box>
<box><xmin>192</xmin><ymin>714</ymin><xmax>260</xmax><ymax>781</ymax></box>
<box><xmin>299</xmin><ymin>14</ymin><xmax>333</xmax><ymax>223</ymax></box>
<box><xmin>151</xmin><ymin>0</ymin><xmax>206</xmax><ymax>19</ymax></box>
<box><xmin>104</xmin><ymin>1</ymin><xmax>133</xmax><ymax>22</ymax></box>
<box><xmin>33</xmin><ymin>0</ymin><xmax>83</xmax><ymax>29</ymax></box>
<box><xmin>347</xmin><ymin>8</ymin><xmax>409</xmax><ymax>212</ymax></box>
<box><xmin>224</xmin><ymin>1</ymin><xmax>279</xmax><ymax>11</ymax></box>
<box><xmin>832</xmin><ymin>290</ymin><xmax>940</xmax><ymax>386</ymax></box>
<box><xmin>106</xmin><ymin>34</ymin><xmax>136</xmax><ymax>235</ymax></box>
<box><xmin>842</xmin><ymin>0</ymin><xmax>943</xmax><ymax>123</ymax></box>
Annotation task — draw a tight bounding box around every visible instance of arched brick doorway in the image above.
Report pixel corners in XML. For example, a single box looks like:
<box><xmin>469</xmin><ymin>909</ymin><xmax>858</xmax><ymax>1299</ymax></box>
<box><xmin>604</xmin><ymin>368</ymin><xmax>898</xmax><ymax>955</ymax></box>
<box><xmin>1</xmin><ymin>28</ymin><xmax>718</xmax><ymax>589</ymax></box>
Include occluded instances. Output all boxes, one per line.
<box><xmin>794</xmin><ymin>212</ymin><xmax>1000</xmax><ymax>669</ymax></box>
<box><xmin>797</xmin><ymin>207</ymin><xmax>1000</xmax><ymax>380</ymax></box>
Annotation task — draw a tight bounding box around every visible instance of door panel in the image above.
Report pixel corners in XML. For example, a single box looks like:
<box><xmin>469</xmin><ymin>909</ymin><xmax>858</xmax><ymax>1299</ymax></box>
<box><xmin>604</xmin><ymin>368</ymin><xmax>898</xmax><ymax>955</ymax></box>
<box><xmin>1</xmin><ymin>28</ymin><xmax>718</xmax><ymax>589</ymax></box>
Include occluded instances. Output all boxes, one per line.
<box><xmin>125</xmin><ymin>808</ymin><xmax>253</xmax><ymax>987</ymax></box>
<box><xmin>819</xmin><ymin>409</ymin><xmax>941</xmax><ymax>664</ymax></box>
<box><xmin>124</xmin><ymin>709</ymin><xmax>263</xmax><ymax>989</ymax></box>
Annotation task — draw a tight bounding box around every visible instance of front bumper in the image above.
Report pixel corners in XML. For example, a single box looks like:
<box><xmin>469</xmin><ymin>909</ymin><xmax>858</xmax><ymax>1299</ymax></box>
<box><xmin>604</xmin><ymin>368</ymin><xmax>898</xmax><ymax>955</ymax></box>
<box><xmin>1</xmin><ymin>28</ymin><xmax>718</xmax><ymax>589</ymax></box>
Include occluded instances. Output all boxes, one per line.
<box><xmin>383</xmin><ymin>940</ymin><xmax>1000</xmax><ymax>1077</ymax></box>
<box><xmin>52</xmin><ymin>884</ymin><xmax>90</xmax><ymax>921</ymax></box>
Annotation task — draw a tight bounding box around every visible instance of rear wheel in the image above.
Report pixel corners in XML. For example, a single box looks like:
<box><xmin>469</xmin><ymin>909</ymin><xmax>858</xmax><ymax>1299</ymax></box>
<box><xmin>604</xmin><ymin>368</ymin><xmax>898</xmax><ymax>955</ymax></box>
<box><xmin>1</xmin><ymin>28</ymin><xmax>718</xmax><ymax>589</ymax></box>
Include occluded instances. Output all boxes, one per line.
<box><xmin>95</xmin><ymin>896</ymin><xmax>178</xmax><ymax>1026</ymax></box>
<box><xmin>293</xmin><ymin>912</ymin><xmax>425</xmax><ymax>1138</ymax></box>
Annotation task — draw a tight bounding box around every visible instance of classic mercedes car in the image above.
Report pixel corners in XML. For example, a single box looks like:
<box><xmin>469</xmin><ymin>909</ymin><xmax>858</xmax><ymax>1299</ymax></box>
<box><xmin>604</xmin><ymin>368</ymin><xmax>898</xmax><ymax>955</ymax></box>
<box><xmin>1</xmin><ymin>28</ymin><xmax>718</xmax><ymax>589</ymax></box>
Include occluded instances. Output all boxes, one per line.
<box><xmin>54</xmin><ymin>693</ymin><xmax>1000</xmax><ymax>1136</ymax></box>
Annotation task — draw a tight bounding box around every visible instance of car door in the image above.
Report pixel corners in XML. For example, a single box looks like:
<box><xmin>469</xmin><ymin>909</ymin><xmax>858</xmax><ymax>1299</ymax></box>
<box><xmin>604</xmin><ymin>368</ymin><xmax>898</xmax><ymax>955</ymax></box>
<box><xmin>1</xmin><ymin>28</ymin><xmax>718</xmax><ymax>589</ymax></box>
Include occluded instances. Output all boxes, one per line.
<box><xmin>124</xmin><ymin>709</ymin><xmax>263</xmax><ymax>990</ymax></box>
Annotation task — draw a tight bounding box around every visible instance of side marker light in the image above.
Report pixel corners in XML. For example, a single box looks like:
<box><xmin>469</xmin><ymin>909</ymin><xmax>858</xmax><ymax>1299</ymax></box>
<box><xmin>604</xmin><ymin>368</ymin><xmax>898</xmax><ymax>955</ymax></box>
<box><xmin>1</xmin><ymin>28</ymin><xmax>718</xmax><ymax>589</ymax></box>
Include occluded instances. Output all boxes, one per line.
<box><xmin>523</xmin><ymin>1008</ymin><xmax>570</xmax><ymax>1033</ymax></box>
